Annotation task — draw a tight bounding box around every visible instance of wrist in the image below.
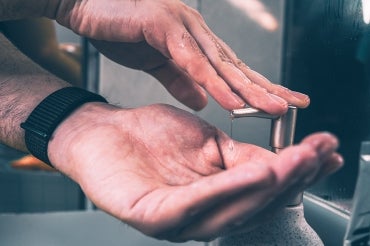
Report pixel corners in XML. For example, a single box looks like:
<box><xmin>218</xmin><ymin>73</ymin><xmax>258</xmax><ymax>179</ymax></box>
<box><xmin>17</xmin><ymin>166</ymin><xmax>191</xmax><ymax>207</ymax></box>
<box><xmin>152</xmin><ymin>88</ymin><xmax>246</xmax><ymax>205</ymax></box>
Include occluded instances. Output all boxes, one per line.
<box><xmin>21</xmin><ymin>87</ymin><xmax>108</xmax><ymax>168</ymax></box>
<box><xmin>47</xmin><ymin>102</ymin><xmax>122</xmax><ymax>178</ymax></box>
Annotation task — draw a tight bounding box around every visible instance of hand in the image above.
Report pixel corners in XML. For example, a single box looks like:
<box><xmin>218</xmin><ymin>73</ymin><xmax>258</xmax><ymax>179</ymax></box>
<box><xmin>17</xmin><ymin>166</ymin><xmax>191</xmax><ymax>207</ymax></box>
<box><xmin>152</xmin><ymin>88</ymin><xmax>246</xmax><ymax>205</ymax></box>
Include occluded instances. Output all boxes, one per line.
<box><xmin>48</xmin><ymin>103</ymin><xmax>342</xmax><ymax>242</ymax></box>
<box><xmin>51</xmin><ymin>0</ymin><xmax>309</xmax><ymax>113</ymax></box>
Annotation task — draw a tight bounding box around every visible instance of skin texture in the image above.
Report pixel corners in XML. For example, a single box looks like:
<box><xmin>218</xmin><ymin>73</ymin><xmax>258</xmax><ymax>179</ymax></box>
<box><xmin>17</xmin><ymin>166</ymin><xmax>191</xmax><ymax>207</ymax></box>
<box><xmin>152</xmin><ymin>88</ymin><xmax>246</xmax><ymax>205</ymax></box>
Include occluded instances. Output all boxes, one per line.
<box><xmin>0</xmin><ymin>1</ymin><xmax>342</xmax><ymax>243</ymax></box>
<box><xmin>48</xmin><ymin>0</ymin><xmax>310</xmax><ymax>114</ymax></box>
<box><xmin>0</xmin><ymin>17</ymin><xmax>82</xmax><ymax>170</ymax></box>
<box><xmin>48</xmin><ymin>102</ymin><xmax>343</xmax><ymax>242</ymax></box>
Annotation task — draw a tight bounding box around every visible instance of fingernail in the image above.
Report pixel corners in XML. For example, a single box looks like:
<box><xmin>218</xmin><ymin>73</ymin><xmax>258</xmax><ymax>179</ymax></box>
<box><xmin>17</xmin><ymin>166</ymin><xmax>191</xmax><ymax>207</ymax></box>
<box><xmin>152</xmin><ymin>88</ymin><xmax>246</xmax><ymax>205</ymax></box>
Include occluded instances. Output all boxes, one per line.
<box><xmin>232</xmin><ymin>93</ymin><xmax>247</xmax><ymax>108</ymax></box>
<box><xmin>269</xmin><ymin>94</ymin><xmax>288</xmax><ymax>108</ymax></box>
<box><xmin>326</xmin><ymin>154</ymin><xmax>344</xmax><ymax>174</ymax></box>
<box><xmin>290</xmin><ymin>91</ymin><xmax>310</xmax><ymax>106</ymax></box>
<box><xmin>318</xmin><ymin>141</ymin><xmax>336</xmax><ymax>156</ymax></box>
<box><xmin>306</xmin><ymin>133</ymin><xmax>339</xmax><ymax>156</ymax></box>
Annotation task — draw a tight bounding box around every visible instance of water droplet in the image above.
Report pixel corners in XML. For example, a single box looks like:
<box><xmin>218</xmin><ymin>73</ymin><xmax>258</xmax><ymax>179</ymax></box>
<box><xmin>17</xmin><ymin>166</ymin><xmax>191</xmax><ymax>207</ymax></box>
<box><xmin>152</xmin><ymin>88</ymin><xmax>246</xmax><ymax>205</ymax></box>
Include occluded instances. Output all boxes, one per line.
<box><xmin>230</xmin><ymin>117</ymin><xmax>234</xmax><ymax>138</ymax></box>
<box><xmin>229</xmin><ymin>140</ymin><xmax>234</xmax><ymax>151</ymax></box>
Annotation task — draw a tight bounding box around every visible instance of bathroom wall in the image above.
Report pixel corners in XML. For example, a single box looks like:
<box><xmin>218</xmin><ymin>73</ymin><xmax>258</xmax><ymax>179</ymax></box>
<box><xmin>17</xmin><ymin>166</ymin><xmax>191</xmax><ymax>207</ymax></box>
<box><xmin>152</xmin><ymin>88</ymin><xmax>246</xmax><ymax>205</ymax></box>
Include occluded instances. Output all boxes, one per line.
<box><xmin>99</xmin><ymin>0</ymin><xmax>286</xmax><ymax>149</ymax></box>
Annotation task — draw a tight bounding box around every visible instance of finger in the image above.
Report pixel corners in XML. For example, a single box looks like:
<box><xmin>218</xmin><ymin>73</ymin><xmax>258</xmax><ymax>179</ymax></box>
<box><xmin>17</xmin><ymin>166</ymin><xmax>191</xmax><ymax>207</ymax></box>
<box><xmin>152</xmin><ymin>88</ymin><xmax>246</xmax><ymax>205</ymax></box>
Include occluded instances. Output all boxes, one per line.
<box><xmin>239</xmin><ymin>68</ymin><xmax>310</xmax><ymax>108</ymax></box>
<box><xmin>308</xmin><ymin>151</ymin><xmax>344</xmax><ymax>184</ymax></box>
<box><xmin>179</xmin><ymin>17</ymin><xmax>286</xmax><ymax>114</ymax></box>
<box><xmin>175</xmin><ymin>142</ymin><xmax>325</xmax><ymax>241</ymax></box>
<box><xmin>145</xmin><ymin>59</ymin><xmax>208</xmax><ymax>111</ymax></box>
<box><xmin>213</xmin><ymin>37</ymin><xmax>310</xmax><ymax>108</ymax></box>
<box><xmin>300</xmin><ymin>132</ymin><xmax>341</xmax><ymax>168</ymax></box>
<box><xmin>225</xmin><ymin>152</ymin><xmax>343</xmax><ymax>237</ymax></box>
<box><xmin>184</xmin><ymin>15</ymin><xmax>309</xmax><ymax>113</ymax></box>
<box><xmin>164</xmin><ymin>24</ymin><xmax>246</xmax><ymax>110</ymax></box>
<box><xmin>271</xmin><ymin>132</ymin><xmax>342</xmax><ymax>186</ymax></box>
<box><xmin>175</xmin><ymin>133</ymin><xmax>342</xmax><ymax>241</ymax></box>
<box><xmin>218</xmin><ymin>132</ymin><xmax>342</xmax><ymax>189</ymax></box>
<box><xmin>141</xmin><ymin>162</ymin><xmax>276</xmax><ymax>241</ymax></box>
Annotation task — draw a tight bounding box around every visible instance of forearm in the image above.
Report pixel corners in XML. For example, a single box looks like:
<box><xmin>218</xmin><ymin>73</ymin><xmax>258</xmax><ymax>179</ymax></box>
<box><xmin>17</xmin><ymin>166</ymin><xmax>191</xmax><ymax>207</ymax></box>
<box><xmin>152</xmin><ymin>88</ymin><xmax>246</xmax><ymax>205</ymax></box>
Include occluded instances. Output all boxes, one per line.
<box><xmin>0</xmin><ymin>33</ymin><xmax>69</xmax><ymax>151</ymax></box>
<box><xmin>0</xmin><ymin>0</ymin><xmax>60</xmax><ymax>21</ymax></box>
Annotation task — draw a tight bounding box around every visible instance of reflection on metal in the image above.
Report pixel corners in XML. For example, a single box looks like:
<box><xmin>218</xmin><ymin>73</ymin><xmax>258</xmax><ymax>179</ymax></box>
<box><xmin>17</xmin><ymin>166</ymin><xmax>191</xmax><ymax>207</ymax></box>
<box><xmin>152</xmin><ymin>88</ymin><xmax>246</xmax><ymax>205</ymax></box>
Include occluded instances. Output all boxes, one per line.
<box><xmin>214</xmin><ymin>106</ymin><xmax>323</xmax><ymax>246</ymax></box>
<box><xmin>226</xmin><ymin>0</ymin><xmax>279</xmax><ymax>31</ymax></box>
<box><xmin>362</xmin><ymin>154</ymin><xmax>370</xmax><ymax>162</ymax></box>
<box><xmin>362</xmin><ymin>0</ymin><xmax>370</xmax><ymax>24</ymax></box>
<box><xmin>231</xmin><ymin>105</ymin><xmax>302</xmax><ymax>206</ymax></box>
<box><xmin>231</xmin><ymin>105</ymin><xmax>297</xmax><ymax>158</ymax></box>
<box><xmin>231</xmin><ymin>107</ymin><xmax>279</xmax><ymax>119</ymax></box>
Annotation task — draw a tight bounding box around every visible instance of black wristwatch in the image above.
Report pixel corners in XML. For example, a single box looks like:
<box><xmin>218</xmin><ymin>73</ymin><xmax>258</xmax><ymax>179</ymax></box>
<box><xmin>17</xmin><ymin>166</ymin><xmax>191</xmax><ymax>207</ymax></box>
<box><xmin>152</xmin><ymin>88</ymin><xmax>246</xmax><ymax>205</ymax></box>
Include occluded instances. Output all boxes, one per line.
<box><xmin>20</xmin><ymin>87</ymin><xmax>108</xmax><ymax>166</ymax></box>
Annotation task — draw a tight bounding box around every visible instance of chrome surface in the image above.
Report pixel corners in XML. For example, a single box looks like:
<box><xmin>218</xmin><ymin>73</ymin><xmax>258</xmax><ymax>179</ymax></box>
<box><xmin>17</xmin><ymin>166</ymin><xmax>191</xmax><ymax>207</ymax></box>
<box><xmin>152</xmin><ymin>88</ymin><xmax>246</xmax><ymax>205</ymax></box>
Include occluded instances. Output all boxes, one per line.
<box><xmin>231</xmin><ymin>105</ymin><xmax>297</xmax><ymax>151</ymax></box>
<box><xmin>231</xmin><ymin>105</ymin><xmax>301</xmax><ymax>205</ymax></box>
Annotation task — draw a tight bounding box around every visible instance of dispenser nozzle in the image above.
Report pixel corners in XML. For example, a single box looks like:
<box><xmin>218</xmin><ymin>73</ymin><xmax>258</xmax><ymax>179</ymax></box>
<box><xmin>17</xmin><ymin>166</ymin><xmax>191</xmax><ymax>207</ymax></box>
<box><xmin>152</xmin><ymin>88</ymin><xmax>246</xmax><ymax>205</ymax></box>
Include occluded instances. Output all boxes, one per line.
<box><xmin>231</xmin><ymin>105</ymin><xmax>297</xmax><ymax>151</ymax></box>
<box><xmin>230</xmin><ymin>105</ymin><xmax>301</xmax><ymax>206</ymax></box>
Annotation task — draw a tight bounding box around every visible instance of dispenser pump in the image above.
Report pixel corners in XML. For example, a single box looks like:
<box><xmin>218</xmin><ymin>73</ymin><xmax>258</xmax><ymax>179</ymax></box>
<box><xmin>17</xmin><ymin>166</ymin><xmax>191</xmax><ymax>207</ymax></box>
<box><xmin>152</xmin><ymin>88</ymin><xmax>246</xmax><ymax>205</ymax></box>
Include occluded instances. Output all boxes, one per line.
<box><xmin>231</xmin><ymin>105</ymin><xmax>302</xmax><ymax>206</ymax></box>
<box><xmin>211</xmin><ymin>106</ymin><xmax>324</xmax><ymax>246</ymax></box>
<box><xmin>231</xmin><ymin>105</ymin><xmax>297</xmax><ymax>152</ymax></box>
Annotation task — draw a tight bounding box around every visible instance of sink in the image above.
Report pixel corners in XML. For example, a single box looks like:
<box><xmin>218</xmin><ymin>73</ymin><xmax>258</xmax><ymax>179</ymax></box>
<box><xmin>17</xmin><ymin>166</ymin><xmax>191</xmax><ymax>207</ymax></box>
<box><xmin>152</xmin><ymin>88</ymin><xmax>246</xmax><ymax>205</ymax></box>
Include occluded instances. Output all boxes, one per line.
<box><xmin>304</xmin><ymin>193</ymin><xmax>350</xmax><ymax>246</ymax></box>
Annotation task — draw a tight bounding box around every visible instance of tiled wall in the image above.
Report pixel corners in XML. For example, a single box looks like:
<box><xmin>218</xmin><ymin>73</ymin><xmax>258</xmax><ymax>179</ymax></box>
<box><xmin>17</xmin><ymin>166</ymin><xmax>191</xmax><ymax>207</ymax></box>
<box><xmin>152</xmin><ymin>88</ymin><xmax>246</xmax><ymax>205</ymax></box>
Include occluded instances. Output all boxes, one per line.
<box><xmin>99</xmin><ymin>0</ymin><xmax>286</xmax><ymax>149</ymax></box>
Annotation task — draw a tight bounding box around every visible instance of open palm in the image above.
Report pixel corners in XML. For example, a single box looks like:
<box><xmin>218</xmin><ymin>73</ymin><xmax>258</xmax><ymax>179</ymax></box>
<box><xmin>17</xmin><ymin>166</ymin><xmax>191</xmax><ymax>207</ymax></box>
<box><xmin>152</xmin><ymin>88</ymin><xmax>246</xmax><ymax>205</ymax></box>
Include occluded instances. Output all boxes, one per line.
<box><xmin>49</xmin><ymin>103</ymin><xmax>342</xmax><ymax>242</ymax></box>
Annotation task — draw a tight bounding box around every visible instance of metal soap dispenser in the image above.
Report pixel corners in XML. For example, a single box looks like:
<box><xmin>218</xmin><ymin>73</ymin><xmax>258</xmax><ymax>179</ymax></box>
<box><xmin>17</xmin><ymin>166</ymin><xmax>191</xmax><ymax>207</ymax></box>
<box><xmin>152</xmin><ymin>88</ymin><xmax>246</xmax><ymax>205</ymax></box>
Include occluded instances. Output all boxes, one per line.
<box><xmin>210</xmin><ymin>106</ymin><xmax>323</xmax><ymax>246</ymax></box>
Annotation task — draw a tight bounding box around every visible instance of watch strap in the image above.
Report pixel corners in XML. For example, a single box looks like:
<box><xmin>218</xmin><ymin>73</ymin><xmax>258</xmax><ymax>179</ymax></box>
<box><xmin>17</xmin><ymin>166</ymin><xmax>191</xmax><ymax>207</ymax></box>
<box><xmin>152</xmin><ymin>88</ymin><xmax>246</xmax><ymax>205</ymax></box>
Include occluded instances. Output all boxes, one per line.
<box><xmin>20</xmin><ymin>87</ymin><xmax>108</xmax><ymax>166</ymax></box>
